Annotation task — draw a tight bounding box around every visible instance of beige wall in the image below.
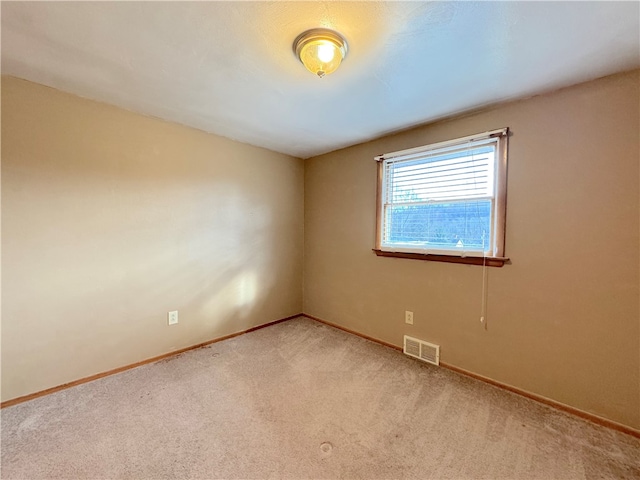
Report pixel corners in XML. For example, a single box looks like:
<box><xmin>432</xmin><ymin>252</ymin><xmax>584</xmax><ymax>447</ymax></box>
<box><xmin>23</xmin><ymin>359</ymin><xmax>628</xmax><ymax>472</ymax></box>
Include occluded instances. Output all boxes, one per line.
<box><xmin>3</xmin><ymin>71</ymin><xmax>639</xmax><ymax>431</ymax></box>
<box><xmin>1</xmin><ymin>77</ymin><xmax>304</xmax><ymax>402</ymax></box>
<box><xmin>304</xmin><ymin>70</ymin><xmax>640</xmax><ymax>429</ymax></box>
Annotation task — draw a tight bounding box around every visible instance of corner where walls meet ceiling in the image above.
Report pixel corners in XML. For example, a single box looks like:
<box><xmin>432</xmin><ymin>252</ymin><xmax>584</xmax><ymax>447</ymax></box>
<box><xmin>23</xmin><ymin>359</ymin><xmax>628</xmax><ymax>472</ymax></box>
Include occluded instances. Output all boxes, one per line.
<box><xmin>2</xmin><ymin>1</ymin><xmax>639</xmax><ymax>159</ymax></box>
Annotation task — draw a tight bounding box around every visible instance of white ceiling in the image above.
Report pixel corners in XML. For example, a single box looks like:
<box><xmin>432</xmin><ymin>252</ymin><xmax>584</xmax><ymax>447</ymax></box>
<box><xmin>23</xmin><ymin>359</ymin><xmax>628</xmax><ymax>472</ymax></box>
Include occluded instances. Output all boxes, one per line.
<box><xmin>2</xmin><ymin>1</ymin><xmax>639</xmax><ymax>159</ymax></box>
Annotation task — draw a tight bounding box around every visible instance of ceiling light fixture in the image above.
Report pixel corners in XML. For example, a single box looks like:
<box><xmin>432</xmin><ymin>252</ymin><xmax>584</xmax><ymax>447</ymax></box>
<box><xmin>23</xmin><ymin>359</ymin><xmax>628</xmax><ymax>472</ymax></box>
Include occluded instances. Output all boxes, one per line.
<box><xmin>293</xmin><ymin>28</ymin><xmax>348</xmax><ymax>78</ymax></box>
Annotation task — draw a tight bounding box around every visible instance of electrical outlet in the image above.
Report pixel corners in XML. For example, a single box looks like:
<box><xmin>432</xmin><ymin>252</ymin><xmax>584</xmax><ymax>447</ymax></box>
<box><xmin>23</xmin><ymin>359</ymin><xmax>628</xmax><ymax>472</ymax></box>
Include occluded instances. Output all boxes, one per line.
<box><xmin>168</xmin><ymin>310</ymin><xmax>179</xmax><ymax>326</ymax></box>
<box><xmin>405</xmin><ymin>311</ymin><xmax>414</xmax><ymax>325</ymax></box>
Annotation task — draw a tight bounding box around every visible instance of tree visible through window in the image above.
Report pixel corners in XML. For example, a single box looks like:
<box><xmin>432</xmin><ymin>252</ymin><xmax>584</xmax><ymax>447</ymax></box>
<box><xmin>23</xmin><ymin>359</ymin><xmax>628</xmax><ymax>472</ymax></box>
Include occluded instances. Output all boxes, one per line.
<box><xmin>374</xmin><ymin>129</ymin><xmax>509</xmax><ymax>266</ymax></box>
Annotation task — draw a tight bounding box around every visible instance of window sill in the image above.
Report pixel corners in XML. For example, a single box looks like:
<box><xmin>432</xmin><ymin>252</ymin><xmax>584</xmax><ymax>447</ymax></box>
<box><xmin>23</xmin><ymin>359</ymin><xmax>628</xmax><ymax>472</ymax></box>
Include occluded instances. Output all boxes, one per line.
<box><xmin>372</xmin><ymin>249</ymin><xmax>509</xmax><ymax>267</ymax></box>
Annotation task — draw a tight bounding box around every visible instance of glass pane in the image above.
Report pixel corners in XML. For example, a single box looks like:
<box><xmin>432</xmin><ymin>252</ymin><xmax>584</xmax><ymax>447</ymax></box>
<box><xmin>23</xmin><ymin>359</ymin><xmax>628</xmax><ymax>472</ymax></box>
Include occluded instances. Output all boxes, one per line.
<box><xmin>385</xmin><ymin>200</ymin><xmax>492</xmax><ymax>251</ymax></box>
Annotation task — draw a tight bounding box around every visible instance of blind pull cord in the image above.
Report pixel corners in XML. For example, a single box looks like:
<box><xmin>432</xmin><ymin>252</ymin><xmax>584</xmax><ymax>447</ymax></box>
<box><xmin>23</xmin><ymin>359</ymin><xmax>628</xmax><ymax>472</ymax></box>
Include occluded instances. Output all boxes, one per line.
<box><xmin>480</xmin><ymin>233</ymin><xmax>488</xmax><ymax>330</ymax></box>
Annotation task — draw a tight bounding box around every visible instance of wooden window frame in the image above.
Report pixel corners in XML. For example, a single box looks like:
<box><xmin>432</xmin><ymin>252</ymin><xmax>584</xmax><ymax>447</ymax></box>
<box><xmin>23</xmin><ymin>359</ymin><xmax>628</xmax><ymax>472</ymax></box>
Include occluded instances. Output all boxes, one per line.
<box><xmin>373</xmin><ymin>129</ymin><xmax>510</xmax><ymax>267</ymax></box>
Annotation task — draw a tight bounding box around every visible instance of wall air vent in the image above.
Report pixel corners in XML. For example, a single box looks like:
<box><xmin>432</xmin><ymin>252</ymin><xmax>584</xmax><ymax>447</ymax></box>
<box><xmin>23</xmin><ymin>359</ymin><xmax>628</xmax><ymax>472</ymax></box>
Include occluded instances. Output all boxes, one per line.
<box><xmin>403</xmin><ymin>335</ymin><xmax>440</xmax><ymax>366</ymax></box>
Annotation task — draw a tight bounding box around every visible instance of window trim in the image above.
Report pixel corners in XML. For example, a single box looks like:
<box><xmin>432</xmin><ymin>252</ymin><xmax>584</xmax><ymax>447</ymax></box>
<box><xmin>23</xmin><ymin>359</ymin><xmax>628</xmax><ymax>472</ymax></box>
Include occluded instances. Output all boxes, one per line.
<box><xmin>374</xmin><ymin>128</ymin><xmax>510</xmax><ymax>267</ymax></box>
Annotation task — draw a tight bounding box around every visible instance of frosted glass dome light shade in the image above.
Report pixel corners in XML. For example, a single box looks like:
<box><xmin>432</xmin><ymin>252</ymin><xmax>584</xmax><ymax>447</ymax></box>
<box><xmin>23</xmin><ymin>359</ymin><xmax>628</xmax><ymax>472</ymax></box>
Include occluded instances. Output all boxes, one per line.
<box><xmin>294</xmin><ymin>28</ymin><xmax>348</xmax><ymax>78</ymax></box>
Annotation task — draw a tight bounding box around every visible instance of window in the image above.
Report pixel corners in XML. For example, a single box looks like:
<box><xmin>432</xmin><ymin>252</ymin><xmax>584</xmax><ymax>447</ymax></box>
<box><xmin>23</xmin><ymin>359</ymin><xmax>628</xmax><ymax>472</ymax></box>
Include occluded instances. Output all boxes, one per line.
<box><xmin>374</xmin><ymin>128</ymin><xmax>509</xmax><ymax>267</ymax></box>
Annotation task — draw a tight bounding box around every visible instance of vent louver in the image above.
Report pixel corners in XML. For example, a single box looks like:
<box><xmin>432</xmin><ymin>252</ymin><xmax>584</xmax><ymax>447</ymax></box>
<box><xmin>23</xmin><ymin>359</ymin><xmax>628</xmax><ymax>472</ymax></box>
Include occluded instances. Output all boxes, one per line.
<box><xmin>403</xmin><ymin>335</ymin><xmax>440</xmax><ymax>366</ymax></box>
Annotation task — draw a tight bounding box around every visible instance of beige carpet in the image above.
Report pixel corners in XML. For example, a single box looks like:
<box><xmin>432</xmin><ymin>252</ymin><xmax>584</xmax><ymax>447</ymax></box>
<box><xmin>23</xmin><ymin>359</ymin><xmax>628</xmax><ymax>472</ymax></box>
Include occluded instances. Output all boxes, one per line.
<box><xmin>2</xmin><ymin>316</ymin><xmax>639</xmax><ymax>479</ymax></box>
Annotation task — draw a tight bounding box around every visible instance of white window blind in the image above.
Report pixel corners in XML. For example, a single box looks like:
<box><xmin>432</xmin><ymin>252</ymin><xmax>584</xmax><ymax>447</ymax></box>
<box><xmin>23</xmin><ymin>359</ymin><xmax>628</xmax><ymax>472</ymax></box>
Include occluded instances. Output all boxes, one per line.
<box><xmin>377</xmin><ymin>129</ymin><xmax>508</xmax><ymax>257</ymax></box>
